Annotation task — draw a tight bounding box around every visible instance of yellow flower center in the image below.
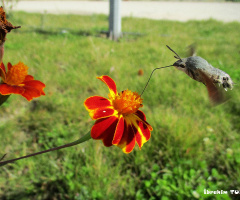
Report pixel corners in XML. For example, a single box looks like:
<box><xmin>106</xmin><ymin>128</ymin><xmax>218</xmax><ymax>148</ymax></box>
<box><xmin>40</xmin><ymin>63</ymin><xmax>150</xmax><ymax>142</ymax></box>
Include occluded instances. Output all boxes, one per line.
<box><xmin>111</xmin><ymin>89</ymin><xmax>143</xmax><ymax>115</ymax></box>
<box><xmin>5</xmin><ymin>62</ymin><xmax>28</xmax><ymax>85</ymax></box>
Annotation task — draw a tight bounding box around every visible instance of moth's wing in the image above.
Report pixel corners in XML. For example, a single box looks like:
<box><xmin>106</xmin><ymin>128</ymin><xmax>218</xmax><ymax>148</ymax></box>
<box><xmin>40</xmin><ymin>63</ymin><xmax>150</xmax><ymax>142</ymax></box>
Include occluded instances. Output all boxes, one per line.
<box><xmin>198</xmin><ymin>70</ymin><xmax>225</xmax><ymax>105</ymax></box>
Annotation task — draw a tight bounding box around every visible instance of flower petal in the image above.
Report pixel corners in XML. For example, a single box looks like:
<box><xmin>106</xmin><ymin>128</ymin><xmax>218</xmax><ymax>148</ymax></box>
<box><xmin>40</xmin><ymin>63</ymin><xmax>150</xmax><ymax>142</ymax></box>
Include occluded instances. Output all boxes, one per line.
<box><xmin>84</xmin><ymin>96</ymin><xmax>112</xmax><ymax>110</ymax></box>
<box><xmin>135</xmin><ymin>110</ymin><xmax>146</xmax><ymax>120</ymax></box>
<box><xmin>92</xmin><ymin>108</ymin><xmax>116</xmax><ymax>120</ymax></box>
<box><xmin>135</xmin><ymin>110</ymin><xmax>153</xmax><ymax>131</ymax></box>
<box><xmin>133</xmin><ymin>110</ymin><xmax>152</xmax><ymax>149</ymax></box>
<box><xmin>117</xmin><ymin>120</ymin><xmax>136</xmax><ymax>153</ymax></box>
<box><xmin>7</xmin><ymin>62</ymin><xmax>13</xmax><ymax>71</ymax></box>
<box><xmin>0</xmin><ymin>79</ymin><xmax>45</xmax><ymax>101</ymax></box>
<box><xmin>24</xmin><ymin>75</ymin><xmax>34</xmax><ymax>82</ymax></box>
<box><xmin>97</xmin><ymin>76</ymin><xmax>117</xmax><ymax>97</ymax></box>
<box><xmin>135</xmin><ymin>120</ymin><xmax>151</xmax><ymax>149</ymax></box>
<box><xmin>13</xmin><ymin>80</ymin><xmax>45</xmax><ymax>101</ymax></box>
<box><xmin>23</xmin><ymin>80</ymin><xmax>46</xmax><ymax>95</ymax></box>
<box><xmin>112</xmin><ymin>116</ymin><xmax>124</xmax><ymax>145</ymax></box>
<box><xmin>0</xmin><ymin>62</ymin><xmax>6</xmax><ymax>80</ymax></box>
<box><xmin>84</xmin><ymin>96</ymin><xmax>117</xmax><ymax>119</ymax></box>
<box><xmin>116</xmin><ymin>111</ymin><xmax>153</xmax><ymax>153</ymax></box>
<box><xmin>21</xmin><ymin>86</ymin><xmax>43</xmax><ymax>101</ymax></box>
<box><xmin>91</xmin><ymin>116</ymin><xmax>119</xmax><ymax>147</ymax></box>
<box><xmin>0</xmin><ymin>84</ymin><xmax>24</xmax><ymax>95</ymax></box>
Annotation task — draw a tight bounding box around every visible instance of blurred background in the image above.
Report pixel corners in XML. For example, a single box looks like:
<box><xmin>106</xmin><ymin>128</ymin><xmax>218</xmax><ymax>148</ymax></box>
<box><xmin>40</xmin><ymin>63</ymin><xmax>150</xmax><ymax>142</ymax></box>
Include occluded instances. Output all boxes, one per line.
<box><xmin>0</xmin><ymin>0</ymin><xmax>239</xmax><ymax>199</ymax></box>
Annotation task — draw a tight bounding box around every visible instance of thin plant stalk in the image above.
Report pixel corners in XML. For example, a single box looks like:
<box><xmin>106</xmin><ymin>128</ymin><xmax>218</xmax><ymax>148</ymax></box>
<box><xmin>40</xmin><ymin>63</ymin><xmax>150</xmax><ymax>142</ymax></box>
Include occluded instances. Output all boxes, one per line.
<box><xmin>0</xmin><ymin>131</ymin><xmax>91</xmax><ymax>166</ymax></box>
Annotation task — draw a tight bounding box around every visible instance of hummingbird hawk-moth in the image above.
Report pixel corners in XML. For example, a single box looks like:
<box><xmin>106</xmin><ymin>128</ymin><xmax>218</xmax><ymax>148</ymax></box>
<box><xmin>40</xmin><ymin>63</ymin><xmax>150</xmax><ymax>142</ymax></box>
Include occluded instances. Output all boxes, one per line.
<box><xmin>167</xmin><ymin>45</ymin><xmax>234</xmax><ymax>104</ymax></box>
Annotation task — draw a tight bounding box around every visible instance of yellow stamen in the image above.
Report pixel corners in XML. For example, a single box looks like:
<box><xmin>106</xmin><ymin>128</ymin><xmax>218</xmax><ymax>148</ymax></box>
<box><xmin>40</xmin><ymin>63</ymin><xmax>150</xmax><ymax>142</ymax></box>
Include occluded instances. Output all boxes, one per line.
<box><xmin>5</xmin><ymin>62</ymin><xmax>28</xmax><ymax>86</ymax></box>
<box><xmin>112</xmin><ymin>89</ymin><xmax>143</xmax><ymax>115</ymax></box>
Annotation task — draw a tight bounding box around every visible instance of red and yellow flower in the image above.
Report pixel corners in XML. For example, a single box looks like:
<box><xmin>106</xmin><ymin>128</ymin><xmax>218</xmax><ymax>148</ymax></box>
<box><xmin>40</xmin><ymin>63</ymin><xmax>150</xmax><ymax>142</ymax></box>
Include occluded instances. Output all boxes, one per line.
<box><xmin>84</xmin><ymin>75</ymin><xmax>153</xmax><ymax>153</ymax></box>
<box><xmin>0</xmin><ymin>62</ymin><xmax>45</xmax><ymax>101</ymax></box>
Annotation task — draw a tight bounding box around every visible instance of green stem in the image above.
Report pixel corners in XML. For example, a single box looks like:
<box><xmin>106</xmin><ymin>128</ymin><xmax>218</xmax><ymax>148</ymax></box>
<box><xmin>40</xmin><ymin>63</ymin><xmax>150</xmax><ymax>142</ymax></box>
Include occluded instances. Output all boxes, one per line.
<box><xmin>0</xmin><ymin>131</ymin><xmax>91</xmax><ymax>167</ymax></box>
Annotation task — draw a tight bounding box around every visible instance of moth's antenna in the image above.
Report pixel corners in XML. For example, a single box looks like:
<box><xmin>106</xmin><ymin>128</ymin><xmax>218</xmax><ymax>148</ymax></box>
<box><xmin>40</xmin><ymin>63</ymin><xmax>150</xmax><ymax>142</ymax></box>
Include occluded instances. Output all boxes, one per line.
<box><xmin>166</xmin><ymin>45</ymin><xmax>182</xmax><ymax>61</ymax></box>
<box><xmin>141</xmin><ymin>65</ymin><xmax>173</xmax><ymax>96</ymax></box>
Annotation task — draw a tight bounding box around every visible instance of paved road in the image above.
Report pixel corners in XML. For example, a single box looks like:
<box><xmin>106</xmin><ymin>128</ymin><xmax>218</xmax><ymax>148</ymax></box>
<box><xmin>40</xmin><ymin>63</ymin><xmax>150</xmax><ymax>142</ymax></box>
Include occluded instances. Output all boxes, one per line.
<box><xmin>11</xmin><ymin>1</ymin><xmax>240</xmax><ymax>22</ymax></box>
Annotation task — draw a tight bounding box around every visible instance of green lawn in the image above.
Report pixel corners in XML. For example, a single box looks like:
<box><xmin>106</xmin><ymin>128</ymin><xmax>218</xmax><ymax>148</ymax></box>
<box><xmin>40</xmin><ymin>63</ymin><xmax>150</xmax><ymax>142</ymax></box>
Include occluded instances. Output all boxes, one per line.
<box><xmin>0</xmin><ymin>11</ymin><xmax>239</xmax><ymax>200</ymax></box>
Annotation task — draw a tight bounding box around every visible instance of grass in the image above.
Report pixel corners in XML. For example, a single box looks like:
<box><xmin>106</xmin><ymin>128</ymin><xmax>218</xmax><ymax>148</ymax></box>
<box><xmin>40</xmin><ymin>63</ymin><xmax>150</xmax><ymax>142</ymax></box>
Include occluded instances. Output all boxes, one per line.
<box><xmin>0</xmin><ymin>11</ymin><xmax>240</xmax><ymax>200</ymax></box>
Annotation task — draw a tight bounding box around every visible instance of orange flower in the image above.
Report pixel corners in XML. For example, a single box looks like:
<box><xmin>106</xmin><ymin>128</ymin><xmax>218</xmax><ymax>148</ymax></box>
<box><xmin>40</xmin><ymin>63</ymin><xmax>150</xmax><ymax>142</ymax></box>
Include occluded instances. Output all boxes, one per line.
<box><xmin>84</xmin><ymin>76</ymin><xmax>153</xmax><ymax>153</ymax></box>
<box><xmin>0</xmin><ymin>62</ymin><xmax>45</xmax><ymax>101</ymax></box>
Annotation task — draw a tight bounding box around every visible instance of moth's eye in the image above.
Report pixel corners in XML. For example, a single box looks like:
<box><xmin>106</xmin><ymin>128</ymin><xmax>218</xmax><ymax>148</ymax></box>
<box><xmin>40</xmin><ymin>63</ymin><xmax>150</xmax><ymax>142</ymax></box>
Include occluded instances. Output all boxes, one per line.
<box><xmin>179</xmin><ymin>64</ymin><xmax>185</xmax><ymax>68</ymax></box>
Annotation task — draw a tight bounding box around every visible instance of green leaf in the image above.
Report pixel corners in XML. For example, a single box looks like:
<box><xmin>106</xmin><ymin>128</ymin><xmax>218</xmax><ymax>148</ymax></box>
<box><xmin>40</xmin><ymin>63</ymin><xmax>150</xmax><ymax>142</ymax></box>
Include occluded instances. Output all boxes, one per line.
<box><xmin>0</xmin><ymin>94</ymin><xmax>10</xmax><ymax>106</ymax></box>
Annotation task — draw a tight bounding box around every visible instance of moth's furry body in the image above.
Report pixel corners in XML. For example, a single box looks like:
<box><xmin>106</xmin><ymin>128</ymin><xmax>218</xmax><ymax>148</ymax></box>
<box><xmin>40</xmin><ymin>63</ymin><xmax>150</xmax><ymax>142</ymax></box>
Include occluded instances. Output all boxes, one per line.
<box><xmin>173</xmin><ymin>56</ymin><xmax>234</xmax><ymax>90</ymax></box>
